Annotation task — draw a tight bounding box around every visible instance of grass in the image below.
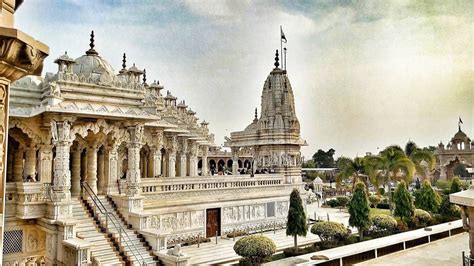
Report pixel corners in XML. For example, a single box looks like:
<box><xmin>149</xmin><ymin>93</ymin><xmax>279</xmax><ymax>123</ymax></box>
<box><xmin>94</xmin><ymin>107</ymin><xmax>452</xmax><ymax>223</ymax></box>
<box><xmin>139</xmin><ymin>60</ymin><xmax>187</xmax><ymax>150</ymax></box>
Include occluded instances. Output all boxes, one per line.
<box><xmin>370</xmin><ymin>208</ymin><xmax>391</xmax><ymax>216</ymax></box>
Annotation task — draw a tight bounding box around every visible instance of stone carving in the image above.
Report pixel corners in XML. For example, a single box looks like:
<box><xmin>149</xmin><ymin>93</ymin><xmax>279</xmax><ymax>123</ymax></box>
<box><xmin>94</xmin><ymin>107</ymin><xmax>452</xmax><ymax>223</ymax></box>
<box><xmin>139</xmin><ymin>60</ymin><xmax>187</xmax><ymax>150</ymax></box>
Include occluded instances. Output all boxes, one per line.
<box><xmin>167</xmin><ymin>244</ymin><xmax>184</xmax><ymax>256</ymax></box>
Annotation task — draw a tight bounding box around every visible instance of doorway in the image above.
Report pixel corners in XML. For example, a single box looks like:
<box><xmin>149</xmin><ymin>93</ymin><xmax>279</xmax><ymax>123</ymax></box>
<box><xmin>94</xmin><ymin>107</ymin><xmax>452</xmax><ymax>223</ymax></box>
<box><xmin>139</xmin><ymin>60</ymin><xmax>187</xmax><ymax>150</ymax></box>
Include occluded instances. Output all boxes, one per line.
<box><xmin>206</xmin><ymin>208</ymin><xmax>221</xmax><ymax>238</ymax></box>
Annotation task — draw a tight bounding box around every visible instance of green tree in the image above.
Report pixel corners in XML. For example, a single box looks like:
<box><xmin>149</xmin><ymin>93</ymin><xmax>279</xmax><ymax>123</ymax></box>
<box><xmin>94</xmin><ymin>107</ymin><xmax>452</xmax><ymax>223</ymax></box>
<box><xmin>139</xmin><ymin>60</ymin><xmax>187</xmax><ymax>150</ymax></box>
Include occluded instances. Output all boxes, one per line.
<box><xmin>414</xmin><ymin>180</ymin><xmax>440</xmax><ymax>213</ymax></box>
<box><xmin>336</xmin><ymin>157</ymin><xmax>370</xmax><ymax>192</ymax></box>
<box><xmin>234</xmin><ymin>235</ymin><xmax>276</xmax><ymax>265</ymax></box>
<box><xmin>312</xmin><ymin>149</ymin><xmax>336</xmax><ymax>168</ymax></box>
<box><xmin>453</xmin><ymin>164</ymin><xmax>469</xmax><ymax>177</ymax></box>
<box><xmin>286</xmin><ymin>189</ymin><xmax>308</xmax><ymax>253</ymax></box>
<box><xmin>365</xmin><ymin>146</ymin><xmax>415</xmax><ymax>210</ymax></box>
<box><xmin>450</xmin><ymin>176</ymin><xmax>462</xmax><ymax>194</ymax></box>
<box><xmin>348</xmin><ymin>182</ymin><xmax>371</xmax><ymax>240</ymax></box>
<box><xmin>393</xmin><ymin>181</ymin><xmax>414</xmax><ymax>222</ymax></box>
<box><xmin>405</xmin><ymin>141</ymin><xmax>435</xmax><ymax>179</ymax></box>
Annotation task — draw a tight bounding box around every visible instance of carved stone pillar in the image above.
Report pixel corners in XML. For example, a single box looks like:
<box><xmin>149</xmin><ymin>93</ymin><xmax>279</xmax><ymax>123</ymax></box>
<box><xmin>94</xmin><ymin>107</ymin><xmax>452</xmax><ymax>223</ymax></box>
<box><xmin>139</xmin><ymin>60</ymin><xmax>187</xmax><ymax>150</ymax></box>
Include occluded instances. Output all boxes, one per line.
<box><xmin>97</xmin><ymin>149</ymin><xmax>105</xmax><ymax>194</ymax></box>
<box><xmin>12</xmin><ymin>146</ymin><xmax>24</xmax><ymax>182</ymax></box>
<box><xmin>231</xmin><ymin>147</ymin><xmax>239</xmax><ymax>175</ymax></box>
<box><xmin>86</xmin><ymin>145</ymin><xmax>98</xmax><ymax>194</ymax></box>
<box><xmin>151</xmin><ymin>147</ymin><xmax>161</xmax><ymax>177</ymax></box>
<box><xmin>70</xmin><ymin>147</ymin><xmax>81</xmax><ymax>197</ymax></box>
<box><xmin>179</xmin><ymin>152</ymin><xmax>187</xmax><ymax>177</ymax></box>
<box><xmin>168</xmin><ymin>151</ymin><xmax>176</xmax><ymax>177</ymax></box>
<box><xmin>0</xmin><ymin>4</ymin><xmax>49</xmax><ymax>264</ymax></box>
<box><xmin>104</xmin><ymin>143</ymin><xmax>118</xmax><ymax>195</ymax></box>
<box><xmin>24</xmin><ymin>146</ymin><xmax>36</xmax><ymax>180</ymax></box>
<box><xmin>440</xmin><ymin>165</ymin><xmax>447</xmax><ymax>180</ymax></box>
<box><xmin>38</xmin><ymin>144</ymin><xmax>53</xmax><ymax>183</ymax></box>
<box><xmin>49</xmin><ymin>120</ymin><xmax>73</xmax><ymax>220</ymax></box>
<box><xmin>201</xmin><ymin>146</ymin><xmax>208</xmax><ymax>176</ymax></box>
<box><xmin>126</xmin><ymin>125</ymin><xmax>143</xmax><ymax>197</ymax></box>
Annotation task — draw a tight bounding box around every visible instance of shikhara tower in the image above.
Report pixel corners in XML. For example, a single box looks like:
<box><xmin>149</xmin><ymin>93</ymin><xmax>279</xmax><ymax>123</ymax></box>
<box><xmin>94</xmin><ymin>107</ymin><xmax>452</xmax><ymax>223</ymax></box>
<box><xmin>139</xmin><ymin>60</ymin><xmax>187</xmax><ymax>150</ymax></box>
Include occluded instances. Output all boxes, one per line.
<box><xmin>225</xmin><ymin>50</ymin><xmax>307</xmax><ymax>183</ymax></box>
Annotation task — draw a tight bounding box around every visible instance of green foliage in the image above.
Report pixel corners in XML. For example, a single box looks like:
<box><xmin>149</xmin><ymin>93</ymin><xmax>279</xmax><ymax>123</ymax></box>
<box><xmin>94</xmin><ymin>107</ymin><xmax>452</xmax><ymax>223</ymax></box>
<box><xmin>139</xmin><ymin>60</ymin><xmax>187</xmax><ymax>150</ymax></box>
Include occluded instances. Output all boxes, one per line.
<box><xmin>348</xmin><ymin>182</ymin><xmax>371</xmax><ymax>240</ymax></box>
<box><xmin>450</xmin><ymin>177</ymin><xmax>462</xmax><ymax>194</ymax></box>
<box><xmin>435</xmin><ymin>179</ymin><xmax>452</xmax><ymax>191</ymax></box>
<box><xmin>371</xmin><ymin>214</ymin><xmax>398</xmax><ymax>233</ymax></box>
<box><xmin>413</xmin><ymin>209</ymin><xmax>431</xmax><ymax>227</ymax></box>
<box><xmin>439</xmin><ymin>195</ymin><xmax>461</xmax><ymax>222</ymax></box>
<box><xmin>336</xmin><ymin>196</ymin><xmax>350</xmax><ymax>208</ymax></box>
<box><xmin>454</xmin><ymin>164</ymin><xmax>469</xmax><ymax>177</ymax></box>
<box><xmin>393</xmin><ymin>181</ymin><xmax>414</xmax><ymax>222</ymax></box>
<box><xmin>310</xmin><ymin>221</ymin><xmax>349</xmax><ymax>243</ymax></box>
<box><xmin>312</xmin><ymin>149</ymin><xmax>336</xmax><ymax>168</ymax></box>
<box><xmin>286</xmin><ymin>189</ymin><xmax>308</xmax><ymax>252</ymax></box>
<box><xmin>378</xmin><ymin>187</ymin><xmax>386</xmax><ymax>195</ymax></box>
<box><xmin>369</xmin><ymin>195</ymin><xmax>381</xmax><ymax>208</ymax></box>
<box><xmin>414</xmin><ymin>180</ymin><xmax>441</xmax><ymax>213</ymax></box>
<box><xmin>234</xmin><ymin>235</ymin><xmax>276</xmax><ymax>265</ymax></box>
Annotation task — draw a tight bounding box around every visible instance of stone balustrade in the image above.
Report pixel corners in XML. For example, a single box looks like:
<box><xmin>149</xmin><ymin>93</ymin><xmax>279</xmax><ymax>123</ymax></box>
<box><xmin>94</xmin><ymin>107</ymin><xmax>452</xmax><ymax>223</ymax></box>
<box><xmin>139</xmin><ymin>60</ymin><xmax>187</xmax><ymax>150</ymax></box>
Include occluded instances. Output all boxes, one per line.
<box><xmin>5</xmin><ymin>182</ymin><xmax>49</xmax><ymax>219</ymax></box>
<box><xmin>141</xmin><ymin>174</ymin><xmax>284</xmax><ymax>194</ymax></box>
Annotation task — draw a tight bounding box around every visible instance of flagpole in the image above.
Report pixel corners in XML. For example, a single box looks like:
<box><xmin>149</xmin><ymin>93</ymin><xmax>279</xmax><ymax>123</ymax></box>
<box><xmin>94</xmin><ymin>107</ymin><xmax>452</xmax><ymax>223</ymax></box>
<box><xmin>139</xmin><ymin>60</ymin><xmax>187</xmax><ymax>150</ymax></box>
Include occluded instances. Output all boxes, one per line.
<box><xmin>280</xmin><ymin>26</ymin><xmax>283</xmax><ymax>69</ymax></box>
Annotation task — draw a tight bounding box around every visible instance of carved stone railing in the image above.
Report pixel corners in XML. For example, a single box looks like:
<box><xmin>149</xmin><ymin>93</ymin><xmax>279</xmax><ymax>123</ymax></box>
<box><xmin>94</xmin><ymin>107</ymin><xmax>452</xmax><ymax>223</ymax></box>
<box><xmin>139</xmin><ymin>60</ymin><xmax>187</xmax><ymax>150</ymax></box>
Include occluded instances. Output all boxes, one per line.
<box><xmin>141</xmin><ymin>175</ymin><xmax>284</xmax><ymax>194</ymax></box>
<box><xmin>5</xmin><ymin>182</ymin><xmax>49</xmax><ymax>219</ymax></box>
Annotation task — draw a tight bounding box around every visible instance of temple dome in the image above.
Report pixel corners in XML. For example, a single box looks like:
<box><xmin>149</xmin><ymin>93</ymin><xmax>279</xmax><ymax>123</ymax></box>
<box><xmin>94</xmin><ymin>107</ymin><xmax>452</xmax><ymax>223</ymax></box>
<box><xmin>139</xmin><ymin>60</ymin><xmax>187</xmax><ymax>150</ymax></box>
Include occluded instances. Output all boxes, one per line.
<box><xmin>452</xmin><ymin>129</ymin><xmax>470</xmax><ymax>142</ymax></box>
<box><xmin>72</xmin><ymin>54</ymin><xmax>115</xmax><ymax>78</ymax></box>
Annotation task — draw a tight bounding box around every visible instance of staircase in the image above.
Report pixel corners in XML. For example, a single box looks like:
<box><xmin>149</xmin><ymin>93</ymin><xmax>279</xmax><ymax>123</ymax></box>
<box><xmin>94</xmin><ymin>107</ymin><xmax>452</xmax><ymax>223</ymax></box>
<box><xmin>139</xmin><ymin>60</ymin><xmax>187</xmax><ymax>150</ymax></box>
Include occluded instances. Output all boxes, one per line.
<box><xmin>81</xmin><ymin>182</ymin><xmax>159</xmax><ymax>266</ymax></box>
<box><xmin>72</xmin><ymin>199</ymin><xmax>124</xmax><ymax>265</ymax></box>
<box><xmin>97</xmin><ymin>196</ymin><xmax>158</xmax><ymax>265</ymax></box>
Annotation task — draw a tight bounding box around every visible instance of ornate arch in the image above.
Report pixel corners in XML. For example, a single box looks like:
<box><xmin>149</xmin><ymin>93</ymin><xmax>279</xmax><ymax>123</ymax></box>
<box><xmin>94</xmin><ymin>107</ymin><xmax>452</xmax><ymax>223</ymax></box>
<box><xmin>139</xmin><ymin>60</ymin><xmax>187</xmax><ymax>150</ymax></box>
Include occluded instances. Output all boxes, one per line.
<box><xmin>442</xmin><ymin>154</ymin><xmax>473</xmax><ymax>167</ymax></box>
<box><xmin>9</xmin><ymin>120</ymin><xmax>43</xmax><ymax>144</ymax></box>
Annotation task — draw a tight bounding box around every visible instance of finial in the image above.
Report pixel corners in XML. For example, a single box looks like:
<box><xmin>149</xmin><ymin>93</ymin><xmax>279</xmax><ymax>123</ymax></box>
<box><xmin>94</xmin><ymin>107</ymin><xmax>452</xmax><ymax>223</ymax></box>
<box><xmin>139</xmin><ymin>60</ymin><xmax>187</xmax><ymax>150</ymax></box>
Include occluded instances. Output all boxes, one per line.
<box><xmin>122</xmin><ymin>53</ymin><xmax>127</xmax><ymax>69</ymax></box>
<box><xmin>254</xmin><ymin>108</ymin><xmax>258</xmax><ymax>122</ymax></box>
<box><xmin>143</xmin><ymin>69</ymin><xmax>147</xmax><ymax>84</ymax></box>
<box><xmin>86</xmin><ymin>30</ymin><xmax>98</xmax><ymax>55</ymax></box>
<box><xmin>65</xmin><ymin>51</ymin><xmax>68</xmax><ymax>55</ymax></box>
<box><xmin>274</xmin><ymin>49</ymin><xmax>279</xmax><ymax>68</ymax></box>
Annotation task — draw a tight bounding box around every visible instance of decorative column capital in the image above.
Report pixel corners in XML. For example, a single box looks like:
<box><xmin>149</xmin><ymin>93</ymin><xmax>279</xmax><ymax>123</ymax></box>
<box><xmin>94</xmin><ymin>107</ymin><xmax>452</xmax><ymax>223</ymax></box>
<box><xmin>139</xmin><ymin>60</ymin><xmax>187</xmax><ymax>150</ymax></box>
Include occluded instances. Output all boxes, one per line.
<box><xmin>0</xmin><ymin>28</ymin><xmax>49</xmax><ymax>81</ymax></box>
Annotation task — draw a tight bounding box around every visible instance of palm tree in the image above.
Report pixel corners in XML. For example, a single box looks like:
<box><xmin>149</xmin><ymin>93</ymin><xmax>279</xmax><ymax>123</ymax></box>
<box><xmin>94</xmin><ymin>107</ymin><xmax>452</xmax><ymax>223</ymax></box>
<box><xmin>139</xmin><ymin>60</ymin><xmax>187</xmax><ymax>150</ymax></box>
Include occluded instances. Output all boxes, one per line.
<box><xmin>336</xmin><ymin>157</ymin><xmax>370</xmax><ymax>193</ymax></box>
<box><xmin>365</xmin><ymin>145</ymin><xmax>415</xmax><ymax>211</ymax></box>
<box><xmin>404</xmin><ymin>141</ymin><xmax>435</xmax><ymax>179</ymax></box>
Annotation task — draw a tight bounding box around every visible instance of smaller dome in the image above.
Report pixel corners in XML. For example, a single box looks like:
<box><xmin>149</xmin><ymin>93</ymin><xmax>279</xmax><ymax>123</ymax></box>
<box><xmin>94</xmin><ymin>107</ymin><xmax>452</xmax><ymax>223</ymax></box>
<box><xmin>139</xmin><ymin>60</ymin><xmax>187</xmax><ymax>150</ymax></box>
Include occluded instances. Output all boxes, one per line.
<box><xmin>73</xmin><ymin>54</ymin><xmax>115</xmax><ymax>79</ymax></box>
<box><xmin>244</xmin><ymin>120</ymin><xmax>259</xmax><ymax>132</ymax></box>
<box><xmin>452</xmin><ymin>129</ymin><xmax>470</xmax><ymax>142</ymax></box>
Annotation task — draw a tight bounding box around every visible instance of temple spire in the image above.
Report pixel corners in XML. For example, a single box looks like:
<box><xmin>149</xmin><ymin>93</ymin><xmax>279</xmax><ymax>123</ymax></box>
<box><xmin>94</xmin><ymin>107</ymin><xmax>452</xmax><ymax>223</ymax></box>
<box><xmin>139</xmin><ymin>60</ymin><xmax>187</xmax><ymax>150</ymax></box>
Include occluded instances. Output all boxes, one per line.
<box><xmin>143</xmin><ymin>68</ymin><xmax>147</xmax><ymax>84</ymax></box>
<box><xmin>85</xmin><ymin>30</ymin><xmax>98</xmax><ymax>56</ymax></box>
<box><xmin>122</xmin><ymin>53</ymin><xmax>127</xmax><ymax>69</ymax></box>
<box><xmin>274</xmin><ymin>49</ymin><xmax>279</xmax><ymax>69</ymax></box>
<box><xmin>254</xmin><ymin>107</ymin><xmax>258</xmax><ymax>122</ymax></box>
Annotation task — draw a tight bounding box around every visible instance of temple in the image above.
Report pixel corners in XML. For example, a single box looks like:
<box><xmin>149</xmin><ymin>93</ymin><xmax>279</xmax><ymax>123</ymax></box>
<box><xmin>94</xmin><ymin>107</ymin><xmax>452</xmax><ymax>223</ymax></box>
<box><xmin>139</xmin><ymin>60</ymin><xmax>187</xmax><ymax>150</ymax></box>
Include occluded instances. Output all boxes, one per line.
<box><xmin>3</xmin><ymin>33</ymin><xmax>304</xmax><ymax>265</ymax></box>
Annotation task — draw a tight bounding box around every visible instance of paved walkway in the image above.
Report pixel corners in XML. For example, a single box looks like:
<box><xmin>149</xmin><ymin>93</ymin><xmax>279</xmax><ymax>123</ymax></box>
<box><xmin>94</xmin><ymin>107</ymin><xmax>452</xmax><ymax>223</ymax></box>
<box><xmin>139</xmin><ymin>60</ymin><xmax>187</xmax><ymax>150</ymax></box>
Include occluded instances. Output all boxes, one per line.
<box><xmin>180</xmin><ymin>203</ymin><xmax>349</xmax><ymax>265</ymax></box>
<box><xmin>355</xmin><ymin>232</ymin><xmax>468</xmax><ymax>266</ymax></box>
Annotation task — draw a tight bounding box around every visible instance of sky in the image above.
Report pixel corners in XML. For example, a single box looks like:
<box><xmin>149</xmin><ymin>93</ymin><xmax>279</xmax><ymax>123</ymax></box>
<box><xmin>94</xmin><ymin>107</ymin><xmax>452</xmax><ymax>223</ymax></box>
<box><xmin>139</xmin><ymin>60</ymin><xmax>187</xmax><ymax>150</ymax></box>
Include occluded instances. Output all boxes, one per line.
<box><xmin>16</xmin><ymin>0</ymin><xmax>473</xmax><ymax>159</ymax></box>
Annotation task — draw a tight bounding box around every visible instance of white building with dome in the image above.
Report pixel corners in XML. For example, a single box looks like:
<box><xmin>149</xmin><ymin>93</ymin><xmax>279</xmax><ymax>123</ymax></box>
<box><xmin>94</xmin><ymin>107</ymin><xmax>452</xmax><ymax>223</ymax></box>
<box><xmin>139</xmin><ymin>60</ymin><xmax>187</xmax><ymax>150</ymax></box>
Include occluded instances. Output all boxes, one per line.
<box><xmin>3</xmin><ymin>32</ymin><xmax>304</xmax><ymax>265</ymax></box>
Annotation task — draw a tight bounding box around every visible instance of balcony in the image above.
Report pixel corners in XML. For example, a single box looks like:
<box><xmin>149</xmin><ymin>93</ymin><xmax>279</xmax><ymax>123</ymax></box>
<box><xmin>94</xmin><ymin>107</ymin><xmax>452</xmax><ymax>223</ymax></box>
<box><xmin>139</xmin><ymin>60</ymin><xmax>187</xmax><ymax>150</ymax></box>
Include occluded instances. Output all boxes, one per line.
<box><xmin>5</xmin><ymin>182</ymin><xmax>48</xmax><ymax>219</ymax></box>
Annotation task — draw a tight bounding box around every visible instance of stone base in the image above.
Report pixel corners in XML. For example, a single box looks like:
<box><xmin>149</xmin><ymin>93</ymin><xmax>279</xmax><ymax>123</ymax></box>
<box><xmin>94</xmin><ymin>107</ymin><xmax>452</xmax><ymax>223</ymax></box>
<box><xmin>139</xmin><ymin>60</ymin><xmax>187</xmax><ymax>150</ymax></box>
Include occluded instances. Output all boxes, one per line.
<box><xmin>155</xmin><ymin>251</ymin><xmax>190</xmax><ymax>266</ymax></box>
<box><xmin>110</xmin><ymin>194</ymin><xmax>144</xmax><ymax>219</ymax></box>
<box><xmin>46</xmin><ymin>201</ymin><xmax>72</xmax><ymax>220</ymax></box>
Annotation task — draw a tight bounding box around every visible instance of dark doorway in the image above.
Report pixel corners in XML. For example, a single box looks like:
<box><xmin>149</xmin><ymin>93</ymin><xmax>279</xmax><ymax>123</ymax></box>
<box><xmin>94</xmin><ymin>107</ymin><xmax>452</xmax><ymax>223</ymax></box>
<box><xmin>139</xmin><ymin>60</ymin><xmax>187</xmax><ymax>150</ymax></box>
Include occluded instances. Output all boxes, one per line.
<box><xmin>206</xmin><ymin>208</ymin><xmax>221</xmax><ymax>238</ymax></box>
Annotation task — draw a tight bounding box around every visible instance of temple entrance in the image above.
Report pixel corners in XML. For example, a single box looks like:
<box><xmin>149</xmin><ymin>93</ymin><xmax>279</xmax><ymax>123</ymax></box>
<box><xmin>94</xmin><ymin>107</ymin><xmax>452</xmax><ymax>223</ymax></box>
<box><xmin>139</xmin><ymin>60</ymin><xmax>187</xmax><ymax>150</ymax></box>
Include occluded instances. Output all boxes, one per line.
<box><xmin>206</xmin><ymin>208</ymin><xmax>221</xmax><ymax>238</ymax></box>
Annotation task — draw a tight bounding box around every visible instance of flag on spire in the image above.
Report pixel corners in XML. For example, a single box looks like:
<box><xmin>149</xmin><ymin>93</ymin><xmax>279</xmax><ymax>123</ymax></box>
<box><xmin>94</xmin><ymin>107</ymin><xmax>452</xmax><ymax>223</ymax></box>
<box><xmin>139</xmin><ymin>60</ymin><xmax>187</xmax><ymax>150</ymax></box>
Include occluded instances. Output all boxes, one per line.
<box><xmin>459</xmin><ymin>117</ymin><xmax>463</xmax><ymax>124</ymax></box>
<box><xmin>280</xmin><ymin>26</ymin><xmax>287</xmax><ymax>43</ymax></box>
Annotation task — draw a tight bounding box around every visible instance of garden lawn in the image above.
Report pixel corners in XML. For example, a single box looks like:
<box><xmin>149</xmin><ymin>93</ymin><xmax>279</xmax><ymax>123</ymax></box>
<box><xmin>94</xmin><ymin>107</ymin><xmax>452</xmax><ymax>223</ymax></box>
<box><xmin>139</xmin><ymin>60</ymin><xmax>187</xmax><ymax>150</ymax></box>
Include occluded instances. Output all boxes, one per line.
<box><xmin>370</xmin><ymin>208</ymin><xmax>391</xmax><ymax>216</ymax></box>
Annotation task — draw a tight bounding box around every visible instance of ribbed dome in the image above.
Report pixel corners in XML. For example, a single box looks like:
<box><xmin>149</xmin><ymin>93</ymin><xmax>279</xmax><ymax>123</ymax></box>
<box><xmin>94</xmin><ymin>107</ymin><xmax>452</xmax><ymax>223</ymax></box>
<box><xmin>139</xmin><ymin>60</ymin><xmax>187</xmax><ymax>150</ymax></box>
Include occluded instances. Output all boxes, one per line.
<box><xmin>73</xmin><ymin>54</ymin><xmax>115</xmax><ymax>78</ymax></box>
<box><xmin>453</xmin><ymin>129</ymin><xmax>469</xmax><ymax>141</ymax></box>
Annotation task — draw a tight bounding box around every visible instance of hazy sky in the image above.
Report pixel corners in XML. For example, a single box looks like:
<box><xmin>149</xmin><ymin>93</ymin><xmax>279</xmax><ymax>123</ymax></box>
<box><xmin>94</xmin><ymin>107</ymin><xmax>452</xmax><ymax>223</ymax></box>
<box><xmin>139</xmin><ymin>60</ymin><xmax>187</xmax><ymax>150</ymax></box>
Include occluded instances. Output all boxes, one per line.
<box><xmin>16</xmin><ymin>0</ymin><xmax>473</xmax><ymax>159</ymax></box>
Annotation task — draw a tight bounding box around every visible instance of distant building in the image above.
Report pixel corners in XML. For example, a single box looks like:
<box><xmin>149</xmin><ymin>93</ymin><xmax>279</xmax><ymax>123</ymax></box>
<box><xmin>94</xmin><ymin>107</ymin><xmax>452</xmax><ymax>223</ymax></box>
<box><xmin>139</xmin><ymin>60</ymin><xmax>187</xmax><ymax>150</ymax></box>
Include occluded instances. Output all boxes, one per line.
<box><xmin>434</xmin><ymin>124</ymin><xmax>473</xmax><ymax>180</ymax></box>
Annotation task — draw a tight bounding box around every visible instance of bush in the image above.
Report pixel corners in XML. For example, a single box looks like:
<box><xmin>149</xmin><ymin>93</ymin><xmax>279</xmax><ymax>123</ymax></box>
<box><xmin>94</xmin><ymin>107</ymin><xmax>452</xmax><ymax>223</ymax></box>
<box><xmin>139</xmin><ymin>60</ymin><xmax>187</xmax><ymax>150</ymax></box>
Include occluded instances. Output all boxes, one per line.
<box><xmin>371</xmin><ymin>214</ymin><xmax>398</xmax><ymax>233</ymax></box>
<box><xmin>283</xmin><ymin>245</ymin><xmax>318</xmax><ymax>257</ymax></box>
<box><xmin>325</xmin><ymin>198</ymin><xmax>339</xmax><ymax>208</ymax></box>
<box><xmin>310</xmin><ymin>221</ymin><xmax>349</xmax><ymax>244</ymax></box>
<box><xmin>227</xmin><ymin>230</ymin><xmax>247</xmax><ymax>238</ymax></box>
<box><xmin>234</xmin><ymin>235</ymin><xmax>276</xmax><ymax>265</ymax></box>
<box><xmin>369</xmin><ymin>195</ymin><xmax>381</xmax><ymax>208</ymax></box>
<box><xmin>413</xmin><ymin>209</ymin><xmax>431</xmax><ymax>228</ymax></box>
<box><xmin>336</xmin><ymin>196</ymin><xmax>350</xmax><ymax>208</ymax></box>
<box><xmin>435</xmin><ymin>180</ymin><xmax>451</xmax><ymax>191</ymax></box>
<box><xmin>439</xmin><ymin>195</ymin><xmax>461</xmax><ymax>222</ymax></box>
<box><xmin>348</xmin><ymin>182</ymin><xmax>371</xmax><ymax>240</ymax></box>
<box><xmin>450</xmin><ymin>177</ymin><xmax>462</xmax><ymax>194</ymax></box>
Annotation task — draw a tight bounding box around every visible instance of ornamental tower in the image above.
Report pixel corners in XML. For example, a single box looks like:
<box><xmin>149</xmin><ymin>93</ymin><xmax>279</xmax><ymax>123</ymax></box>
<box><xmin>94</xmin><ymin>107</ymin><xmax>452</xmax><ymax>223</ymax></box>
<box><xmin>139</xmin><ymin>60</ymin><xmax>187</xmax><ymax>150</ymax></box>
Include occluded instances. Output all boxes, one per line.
<box><xmin>225</xmin><ymin>50</ymin><xmax>307</xmax><ymax>183</ymax></box>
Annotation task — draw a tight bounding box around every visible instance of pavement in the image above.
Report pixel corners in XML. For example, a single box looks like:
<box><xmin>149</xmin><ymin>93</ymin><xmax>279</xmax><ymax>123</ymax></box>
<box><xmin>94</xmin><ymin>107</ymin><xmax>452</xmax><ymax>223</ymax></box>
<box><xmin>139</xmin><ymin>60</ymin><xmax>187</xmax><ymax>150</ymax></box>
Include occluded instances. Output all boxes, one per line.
<box><xmin>355</xmin><ymin>232</ymin><xmax>468</xmax><ymax>266</ymax></box>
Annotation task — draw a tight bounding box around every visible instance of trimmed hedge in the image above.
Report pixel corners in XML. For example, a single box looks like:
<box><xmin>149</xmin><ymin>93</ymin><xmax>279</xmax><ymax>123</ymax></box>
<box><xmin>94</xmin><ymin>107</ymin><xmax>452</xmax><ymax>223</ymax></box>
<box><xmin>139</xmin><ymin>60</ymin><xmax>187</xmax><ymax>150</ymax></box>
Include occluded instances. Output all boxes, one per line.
<box><xmin>371</xmin><ymin>214</ymin><xmax>398</xmax><ymax>233</ymax></box>
<box><xmin>310</xmin><ymin>221</ymin><xmax>349</xmax><ymax>244</ymax></box>
<box><xmin>234</xmin><ymin>235</ymin><xmax>276</xmax><ymax>265</ymax></box>
<box><xmin>413</xmin><ymin>209</ymin><xmax>431</xmax><ymax>227</ymax></box>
